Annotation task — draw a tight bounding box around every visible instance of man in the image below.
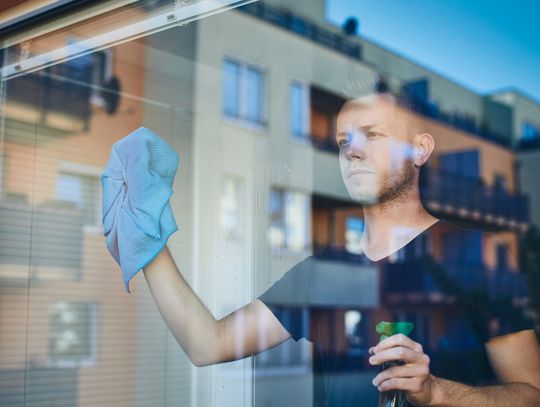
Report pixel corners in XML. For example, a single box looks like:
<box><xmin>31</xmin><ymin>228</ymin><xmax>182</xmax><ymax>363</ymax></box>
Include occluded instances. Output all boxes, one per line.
<box><xmin>142</xmin><ymin>91</ymin><xmax>540</xmax><ymax>406</ymax></box>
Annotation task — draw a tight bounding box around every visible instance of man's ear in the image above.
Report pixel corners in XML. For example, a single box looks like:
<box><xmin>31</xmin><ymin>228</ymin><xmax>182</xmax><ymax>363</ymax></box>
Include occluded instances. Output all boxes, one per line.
<box><xmin>413</xmin><ymin>133</ymin><xmax>435</xmax><ymax>167</ymax></box>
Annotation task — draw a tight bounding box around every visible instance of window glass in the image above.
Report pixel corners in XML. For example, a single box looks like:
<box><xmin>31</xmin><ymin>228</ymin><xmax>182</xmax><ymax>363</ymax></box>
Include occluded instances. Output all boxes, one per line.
<box><xmin>56</xmin><ymin>173</ymin><xmax>100</xmax><ymax>227</ymax></box>
<box><xmin>290</xmin><ymin>82</ymin><xmax>309</xmax><ymax>140</ymax></box>
<box><xmin>223</xmin><ymin>59</ymin><xmax>240</xmax><ymax>117</ymax></box>
<box><xmin>284</xmin><ymin>191</ymin><xmax>310</xmax><ymax>251</ymax></box>
<box><xmin>219</xmin><ymin>176</ymin><xmax>244</xmax><ymax>240</ymax></box>
<box><xmin>245</xmin><ymin>66</ymin><xmax>263</xmax><ymax>124</ymax></box>
<box><xmin>0</xmin><ymin>1</ymin><xmax>537</xmax><ymax>406</ymax></box>
<box><xmin>269</xmin><ymin>188</ymin><xmax>310</xmax><ymax>251</ymax></box>
<box><xmin>223</xmin><ymin>59</ymin><xmax>264</xmax><ymax>124</ymax></box>
<box><xmin>345</xmin><ymin>216</ymin><xmax>364</xmax><ymax>254</ymax></box>
<box><xmin>49</xmin><ymin>301</ymin><xmax>98</xmax><ymax>367</ymax></box>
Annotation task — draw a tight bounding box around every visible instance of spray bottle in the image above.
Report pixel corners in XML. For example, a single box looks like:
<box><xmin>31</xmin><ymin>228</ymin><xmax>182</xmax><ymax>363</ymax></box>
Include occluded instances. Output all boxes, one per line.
<box><xmin>375</xmin><ymin>321</ymin><xmax>415</xmax><ymax>407</ymax></box>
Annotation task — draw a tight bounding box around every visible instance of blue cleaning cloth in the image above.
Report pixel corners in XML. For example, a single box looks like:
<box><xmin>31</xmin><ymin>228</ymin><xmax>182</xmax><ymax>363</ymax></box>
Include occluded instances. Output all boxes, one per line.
<box><xmin>101</xmin><ymin>127</ymin><xmax>179</xmax><ymax>293</ymax></box>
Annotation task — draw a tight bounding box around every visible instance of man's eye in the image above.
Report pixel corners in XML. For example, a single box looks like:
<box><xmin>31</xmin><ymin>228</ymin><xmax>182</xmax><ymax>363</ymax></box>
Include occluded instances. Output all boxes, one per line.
<box><xmin>337</xmin><ymin>132</ymin><xmax>352</xmax><ymax>148</ymax></box>
<box><xmin>367</xmin><ymin>132</ymin><xmax>383</xmax><ymax>139</ymax></box>
<box><xmin>337</xmin><ymin>138</ymin><xmax>351</xmax><ymax>148</ymax></box>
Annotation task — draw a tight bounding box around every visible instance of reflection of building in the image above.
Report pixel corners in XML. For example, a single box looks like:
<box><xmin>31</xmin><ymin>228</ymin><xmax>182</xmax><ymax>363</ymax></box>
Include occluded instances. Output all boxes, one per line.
<box><xmin>1</xmin><ymin>38</ymin><xmax>151</xmax><ymax>406</ymax></box>
<box><xmin>1</xmin><ymin>0</ymin><xmax>539</xmax><ymax>406</ymax></box>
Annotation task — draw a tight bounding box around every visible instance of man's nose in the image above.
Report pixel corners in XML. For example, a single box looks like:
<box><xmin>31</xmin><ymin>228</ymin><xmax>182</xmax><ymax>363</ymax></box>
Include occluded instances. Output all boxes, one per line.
<box><xmin>345</xmin><ymin>132</ymin><xmax>367</xmax><ymax>160</ymax></box>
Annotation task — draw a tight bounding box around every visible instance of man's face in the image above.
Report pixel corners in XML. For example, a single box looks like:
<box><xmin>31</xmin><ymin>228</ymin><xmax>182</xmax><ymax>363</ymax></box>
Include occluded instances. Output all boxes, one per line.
<box><xmin>336</xmin><ymin>95</ymin><xmax>417</xmax><ymax>206</ymax></box>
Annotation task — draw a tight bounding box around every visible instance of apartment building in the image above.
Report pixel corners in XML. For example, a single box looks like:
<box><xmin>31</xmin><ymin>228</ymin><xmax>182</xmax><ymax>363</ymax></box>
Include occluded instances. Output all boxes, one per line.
<box><xmin>0</xmin><ymin>0</ymin><xmax>538</xmax><ymax>406</ymax></box>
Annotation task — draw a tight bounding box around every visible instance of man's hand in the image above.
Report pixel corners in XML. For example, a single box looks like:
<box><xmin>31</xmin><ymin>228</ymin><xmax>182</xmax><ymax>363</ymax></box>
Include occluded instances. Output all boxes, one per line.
<box><xmin>369</xmin><ymin>334</ymin><xmax>438</xmax><ymax>406</ymax></box>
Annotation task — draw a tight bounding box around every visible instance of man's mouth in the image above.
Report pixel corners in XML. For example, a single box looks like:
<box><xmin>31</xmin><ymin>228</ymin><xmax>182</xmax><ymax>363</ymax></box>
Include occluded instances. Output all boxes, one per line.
<box><xmin>347</xmin><ymin>168</ymin><xmax>373</xmax><ymax>177</ymax></box>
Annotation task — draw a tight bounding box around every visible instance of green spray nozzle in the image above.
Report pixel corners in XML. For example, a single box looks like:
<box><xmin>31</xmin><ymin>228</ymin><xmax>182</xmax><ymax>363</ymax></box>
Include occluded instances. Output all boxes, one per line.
<box><xmin>376</xmin><ymin>321</ymin><xmax>414</xmax><ymax>342</ymax></box>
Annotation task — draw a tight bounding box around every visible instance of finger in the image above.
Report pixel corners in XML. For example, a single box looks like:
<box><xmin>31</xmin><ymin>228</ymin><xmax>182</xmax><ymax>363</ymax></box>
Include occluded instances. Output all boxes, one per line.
<box><xmin>372</xmin><ymin>364</ymin><xmax>430</xmax><ymax>387</ymax></box>
<box><xmin>371</xmin><ymin>334</ymin><xmax>423</xmax><ymax>354</ymax></box>
<box><xmin>369</xmin><ymin>346</ymin><xmax>423</xmax><ymax>365</ymax></box>
<box><xmin>376</xmin><ymin>377</ymin><xmax>425</xmax><ymax>393</ymax></box>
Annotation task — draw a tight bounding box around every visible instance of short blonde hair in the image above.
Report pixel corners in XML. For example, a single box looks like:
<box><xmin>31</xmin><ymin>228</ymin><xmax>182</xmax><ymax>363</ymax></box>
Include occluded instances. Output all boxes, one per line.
<box><xmin>340</xmin><ymin>92</ymin><xmax>424</xmax><ymax>140</ymax></box>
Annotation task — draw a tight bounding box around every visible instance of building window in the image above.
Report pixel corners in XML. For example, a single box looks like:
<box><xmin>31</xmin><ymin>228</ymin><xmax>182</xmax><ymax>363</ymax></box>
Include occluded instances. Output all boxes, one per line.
<box><xmin>521</xmin><ymin>122</ymin><xmax>540</xmax><ymax>142</ymax></box>
<box><xmin>269</xmin><ymin>188</ymin><xmax>310</xmax><ymax>252</ymax></box>
<box><xmin>48</xmin><ymin>301</ymin><xmax>98</xmax><ymax>367</ymax></box>
<box><xmin>56</xmin><ymin>172</ymin><xmax>101</xmax><ymax>228</ymax></box>
<box><xmin>345</xmin><ymin>217</ymin><xmax>364</xmax><ymax>254</ymax></box>
<box><xmin>222</xmin><ymin>58</ymin><xmax>265</xmax><ymax>125</ymax></box>
<box><xmin>65</xmin><ymin>38</ymin><xmax>114</xmax><ymax>108</ymax></box>
<box><xmin>496</xmin><ymin>242</ymin><xmax>508</xmax><ymax>270</ymax></box>
<box><xmin>290</xmin><ymin>82</ymin><xmax>310</xmax><ymax>141</ymax></box>
<box><xmin>345</xmin><ymin>310</ymin><xmax>368</xmax><ymax>355</ymax></box>
<box><xmin>493</xmin><ymin>174</ymin><xmax>507</xmax><ymax>192</ymax></box>
<box><xmin>219</xmin><ymin>177</ymin><xmax>244</xmax><ymax>240</ymax></box>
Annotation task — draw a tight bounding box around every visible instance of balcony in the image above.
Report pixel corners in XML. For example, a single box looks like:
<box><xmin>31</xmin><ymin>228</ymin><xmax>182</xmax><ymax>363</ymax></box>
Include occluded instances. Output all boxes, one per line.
<box><xmin>400</xmin><ymin>79</ymin><xmax>514</xmax><ymax>147</ymax></box>
<box><xmin>238</xmin><ymin>2</ymin><xmax>361</xmax><ymax>60</ymax></box>
<box><xmin>383</xmin><ymin>258</ymin><xmax>528</xmax><ymax>303</ymax></box>
<box><xmin>309</xmin><ymin>86</ymin><xmax>346</xmax><ymax>155</ymax></box>
<box><xmin>6</xmin><ymin>57</ymin><xmax>93</xmax><ymax>133</ymax></box>
<box><xmin>420</xmin><ymin>167</ymin><xmax>529</xmax><ymax>231</ymax></box>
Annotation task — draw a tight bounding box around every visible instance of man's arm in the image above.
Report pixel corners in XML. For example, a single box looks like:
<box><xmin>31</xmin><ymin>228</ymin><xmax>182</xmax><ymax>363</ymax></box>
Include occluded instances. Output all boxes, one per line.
<box><xmin>426</xmin><ymin>376</ymin><xmax>539</xmax><ymax>407</ymax></box>
<box><xmin>142</xmin><ymin>245</ymin><xmax>292</xmax><ymax>367</ymax></box>
<box><xmin>369</xmin><ymin>330</ymin><xmax>540</xmax><ymax>406</ymax></box>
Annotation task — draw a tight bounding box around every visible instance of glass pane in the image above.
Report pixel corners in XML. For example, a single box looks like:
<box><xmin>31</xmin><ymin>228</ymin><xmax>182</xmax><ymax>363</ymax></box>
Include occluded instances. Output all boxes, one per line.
<box><xmin>290</xmin><ymin>82</ymin><xmax>307</xmax><ymax>139</ymax></box>
<box><xmin>223</xmin><ymin>59</ymin><xmax>240</xmax><ymax>117</ymax></box>
<box><xmin>345</xmin><ymin>216</ymin><xmax>363</xmax><ymax>254</ymax></box>
<box><xmin>245</xmin><ymin>66</ymin><xmax>263</xmax><ymax>124</ymax></box>
<box><xmin>285</xmin><ymin>191</ymin><xmax>309</xmax><ymax>251</ymax></box>
<box><xmin>1</xmin><ymin>1</ymin><xmax>538</xmax><ymax>406</ymax></box>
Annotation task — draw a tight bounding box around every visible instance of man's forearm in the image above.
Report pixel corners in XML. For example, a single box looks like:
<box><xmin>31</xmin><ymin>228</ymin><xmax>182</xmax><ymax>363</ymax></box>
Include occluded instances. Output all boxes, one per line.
<box><xmin>430</xmin><ymin>375</ymin><xmax>540</xmax><ymax>407</ymax></box>
<box><xmin>143</xmin><ymin>246</ymin><xmax>220</xmax><ymax>367</ymax></box>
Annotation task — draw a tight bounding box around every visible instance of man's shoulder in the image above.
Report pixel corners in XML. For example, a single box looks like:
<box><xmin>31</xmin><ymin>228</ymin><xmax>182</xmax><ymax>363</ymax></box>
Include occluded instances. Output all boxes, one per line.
<box><xmin>257</xmin><ymin>255</ymin><xmax>316</xmax><ymax>305</ymax></box>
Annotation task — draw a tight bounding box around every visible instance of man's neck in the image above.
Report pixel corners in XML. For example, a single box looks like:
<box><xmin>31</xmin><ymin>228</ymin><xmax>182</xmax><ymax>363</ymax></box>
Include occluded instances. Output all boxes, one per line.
<box><xmin>360</xmin><ymin>191</ymin><xmax>439</xmax><ymax>261</ymax></box>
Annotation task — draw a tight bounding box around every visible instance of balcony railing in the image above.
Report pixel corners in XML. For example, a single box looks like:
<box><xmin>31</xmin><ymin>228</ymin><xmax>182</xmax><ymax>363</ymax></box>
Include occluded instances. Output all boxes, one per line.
<box><xmin>383</xmin><ymin>259</ymin><xmax>528</xmax><ymax>300</ymax></box>
<box><xmin>420</xmin><ymin>168</ymin><xmax>530</xmax><ymax>225</ymax></box>
<box><xmin>403</xmin><ymin>95</ymin><xmax>512</xmax><ymax>147</ymax></box>
<box><xmin>238</xmin><ymin>2</ymin><xmax>361</xmax><ymax>60</ymax></box>
<box><xmin>7</xmin><ymin>60</ymin><xmax>93</xmax><ymax>130</ymax></box>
